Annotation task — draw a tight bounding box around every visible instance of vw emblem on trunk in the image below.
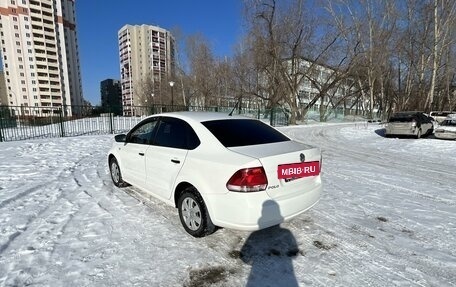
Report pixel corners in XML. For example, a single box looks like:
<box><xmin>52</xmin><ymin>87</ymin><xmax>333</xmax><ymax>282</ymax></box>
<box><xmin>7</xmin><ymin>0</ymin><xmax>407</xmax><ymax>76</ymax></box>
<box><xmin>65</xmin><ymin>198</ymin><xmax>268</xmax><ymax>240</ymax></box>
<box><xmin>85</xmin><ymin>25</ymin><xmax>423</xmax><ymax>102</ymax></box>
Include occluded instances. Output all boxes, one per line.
<box><xmin>300</xmin><ymin>153</ymin><xmax>305</xmax><ymax>162</ymax></box>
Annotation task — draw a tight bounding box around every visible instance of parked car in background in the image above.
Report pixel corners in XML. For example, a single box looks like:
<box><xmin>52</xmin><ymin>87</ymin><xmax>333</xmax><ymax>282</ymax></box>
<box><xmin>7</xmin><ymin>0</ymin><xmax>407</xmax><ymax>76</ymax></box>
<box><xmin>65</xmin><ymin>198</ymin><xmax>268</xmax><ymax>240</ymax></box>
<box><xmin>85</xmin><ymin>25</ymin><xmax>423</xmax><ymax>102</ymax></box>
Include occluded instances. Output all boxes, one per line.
<box><xmin>108</xmin><ymin>112</ymin><xmax>323</xmax><ymax>237</ymax></box>
<box><xmin>434</xmin><ymin>115</ymin><xmax>456</xmax><ymax>140</ymax></box>
<box><xmin>385</xmin><ymin>111</ymin><xmax>434</xmax><ymax>139</ymax></box>
<box><xmin>430</xmin><ymin>111</ymin><xmax>455</xmax><ymax>124</ymax></box>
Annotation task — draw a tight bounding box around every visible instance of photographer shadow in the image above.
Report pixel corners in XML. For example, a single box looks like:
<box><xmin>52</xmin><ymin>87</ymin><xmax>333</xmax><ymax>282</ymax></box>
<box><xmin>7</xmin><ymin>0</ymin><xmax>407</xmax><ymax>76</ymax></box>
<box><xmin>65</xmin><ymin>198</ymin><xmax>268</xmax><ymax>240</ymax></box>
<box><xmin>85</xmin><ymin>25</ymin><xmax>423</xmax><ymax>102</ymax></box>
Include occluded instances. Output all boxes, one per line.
<box><xmin>240</xmin><ymin>200</ymin><xmax>299</xmax><ymax>287</ymax></box>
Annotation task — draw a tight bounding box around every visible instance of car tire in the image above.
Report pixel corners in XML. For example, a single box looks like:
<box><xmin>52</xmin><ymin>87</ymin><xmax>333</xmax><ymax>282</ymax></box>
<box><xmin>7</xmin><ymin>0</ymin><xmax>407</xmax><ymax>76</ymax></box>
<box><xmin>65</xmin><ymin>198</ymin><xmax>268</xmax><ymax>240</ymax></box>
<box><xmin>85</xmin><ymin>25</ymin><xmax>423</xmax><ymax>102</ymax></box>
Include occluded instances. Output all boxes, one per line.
<box><xmin>178</xmin><ymin>187</ymin><xmax>216</xmax><ymax>237</ymax></box>
<box><xmin>415</xmin><ymin>129</ymin><xmax>422</xmax><ymax>139</ymax></box>
<box><xmin>109</xmin><ymin>157</ymin><xmax>127</xmax><ymax>187</ymax></box>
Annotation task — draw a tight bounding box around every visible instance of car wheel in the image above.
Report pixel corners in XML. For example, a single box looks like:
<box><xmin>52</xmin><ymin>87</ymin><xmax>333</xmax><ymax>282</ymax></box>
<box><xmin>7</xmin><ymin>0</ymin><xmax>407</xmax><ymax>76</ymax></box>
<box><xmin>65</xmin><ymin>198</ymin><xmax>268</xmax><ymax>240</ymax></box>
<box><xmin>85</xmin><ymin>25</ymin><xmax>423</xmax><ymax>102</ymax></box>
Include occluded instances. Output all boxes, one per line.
<box><xmin>109</xmin><ymin>157</ymin><xmax>126</xmax><ymax>187</ymax></box>
<box><xmin>416</xmin><ymin>129</ymin><xmax>422</xmax><ymax>139</ymax></box>
<box><xmin>178</xmin><ymin>188</ymin><xmax>216</xmax><ymax>237</ymax></box>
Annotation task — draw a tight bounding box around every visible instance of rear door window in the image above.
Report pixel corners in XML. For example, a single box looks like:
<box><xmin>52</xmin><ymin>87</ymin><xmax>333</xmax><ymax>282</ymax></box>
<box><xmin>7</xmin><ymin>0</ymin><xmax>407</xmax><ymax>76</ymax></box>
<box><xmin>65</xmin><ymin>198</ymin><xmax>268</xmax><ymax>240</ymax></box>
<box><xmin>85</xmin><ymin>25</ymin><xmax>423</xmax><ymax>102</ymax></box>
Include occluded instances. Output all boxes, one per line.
<box><xmin>202</xmin><ymin>119</ymin><xmax>290</xmax><ymax>147</ymax></box>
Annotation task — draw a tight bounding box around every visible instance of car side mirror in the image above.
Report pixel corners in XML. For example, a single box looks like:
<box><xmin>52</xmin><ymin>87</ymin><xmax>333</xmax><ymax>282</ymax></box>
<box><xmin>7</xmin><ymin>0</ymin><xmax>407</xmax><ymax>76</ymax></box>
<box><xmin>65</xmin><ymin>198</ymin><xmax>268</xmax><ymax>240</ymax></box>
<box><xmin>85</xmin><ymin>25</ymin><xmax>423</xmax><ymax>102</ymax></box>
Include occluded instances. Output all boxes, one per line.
<box><xmin>114</xmin><ymin>134</ymin><xmax>126</xmax><ymax>143</ymax></box>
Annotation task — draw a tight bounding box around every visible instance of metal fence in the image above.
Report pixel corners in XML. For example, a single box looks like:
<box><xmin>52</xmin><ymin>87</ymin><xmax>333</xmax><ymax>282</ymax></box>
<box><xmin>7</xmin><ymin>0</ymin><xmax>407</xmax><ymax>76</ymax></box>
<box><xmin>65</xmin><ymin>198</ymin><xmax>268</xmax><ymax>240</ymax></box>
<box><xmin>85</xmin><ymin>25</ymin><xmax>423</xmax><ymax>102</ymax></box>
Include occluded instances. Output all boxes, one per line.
<box><xmin>0</xmin><ymin>104</ymin><xmax>368</xmax><ymax>142</ymax></box>
<box><xmin>0</xmin><ymin>104</ymin><xmax>292</xmax><ymax>142</ymax></box>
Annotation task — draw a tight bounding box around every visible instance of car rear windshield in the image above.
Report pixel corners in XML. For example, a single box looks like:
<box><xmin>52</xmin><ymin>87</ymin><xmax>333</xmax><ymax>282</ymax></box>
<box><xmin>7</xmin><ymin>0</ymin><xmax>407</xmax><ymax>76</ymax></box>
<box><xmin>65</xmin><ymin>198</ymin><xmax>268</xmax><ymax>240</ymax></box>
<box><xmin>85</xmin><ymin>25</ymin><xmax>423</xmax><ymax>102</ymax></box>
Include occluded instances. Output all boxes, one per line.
<box><xmin>202</xmin><ymin>119</ymin><xmax>290</xmax><ymax>147</ymax></box>
<box><xmin>441</xmin><ymin>119</ymin><xmax>456</xmax><ymax>126</ymax></box>
<box><xmin>389</xmin><ymin>114</ymin><xmax>416</xmax><ymax>122</ymax></box>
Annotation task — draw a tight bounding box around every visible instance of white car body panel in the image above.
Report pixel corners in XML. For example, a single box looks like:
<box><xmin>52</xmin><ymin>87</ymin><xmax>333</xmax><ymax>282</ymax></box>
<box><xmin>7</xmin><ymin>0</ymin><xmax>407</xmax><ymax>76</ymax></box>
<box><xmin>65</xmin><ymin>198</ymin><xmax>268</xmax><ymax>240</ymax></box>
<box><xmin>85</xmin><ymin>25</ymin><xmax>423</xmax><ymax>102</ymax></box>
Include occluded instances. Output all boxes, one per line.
<box><xmin>145</xmin><ymin>145</ymin><xmax>188</xmax><ymax>200</ymax></box>
<box><xmin>108</xmin><ymin>112</ymin><xmax>322</xmax><ymax>232</ymax></box>
<box><xmin>434</xmin><ymin>118</ymin><xmax>456</xmax><ymax>140</ymax></box>
<box><xmin>118</xmin><ymin>143</ymin><xmax>147</xmax><ymax>186</ymax></box>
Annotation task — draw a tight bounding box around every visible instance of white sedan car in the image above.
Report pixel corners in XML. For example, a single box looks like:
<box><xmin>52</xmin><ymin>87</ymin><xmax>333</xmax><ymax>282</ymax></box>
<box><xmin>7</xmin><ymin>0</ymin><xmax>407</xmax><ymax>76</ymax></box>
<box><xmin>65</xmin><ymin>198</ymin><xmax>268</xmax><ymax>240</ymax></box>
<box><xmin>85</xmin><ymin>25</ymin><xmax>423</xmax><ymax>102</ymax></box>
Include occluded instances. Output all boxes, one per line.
<box><xmin>108</xmin><ymin>112</ymin><xmax>322</xmax><ymax>237</ymax></box>
<box><xmin>434</xmin><ymin>116</ymin><xmax>456</xmax><ymax>140</ymax></box>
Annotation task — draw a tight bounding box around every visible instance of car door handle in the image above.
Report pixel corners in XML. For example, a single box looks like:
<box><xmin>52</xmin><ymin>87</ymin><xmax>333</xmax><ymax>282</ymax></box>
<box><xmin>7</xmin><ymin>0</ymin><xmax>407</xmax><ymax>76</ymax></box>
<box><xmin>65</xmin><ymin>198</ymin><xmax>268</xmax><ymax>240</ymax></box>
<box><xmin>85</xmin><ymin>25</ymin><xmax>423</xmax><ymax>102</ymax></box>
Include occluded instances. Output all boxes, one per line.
<box><xmin>139</xmin><ymin>152</ymin><xmax>145</xmax><ymax>156</ymax></box>
<box><xmin>171</xmin><ymin>159</ymin><xmax>180</xmax><ymax>164</ymax></box>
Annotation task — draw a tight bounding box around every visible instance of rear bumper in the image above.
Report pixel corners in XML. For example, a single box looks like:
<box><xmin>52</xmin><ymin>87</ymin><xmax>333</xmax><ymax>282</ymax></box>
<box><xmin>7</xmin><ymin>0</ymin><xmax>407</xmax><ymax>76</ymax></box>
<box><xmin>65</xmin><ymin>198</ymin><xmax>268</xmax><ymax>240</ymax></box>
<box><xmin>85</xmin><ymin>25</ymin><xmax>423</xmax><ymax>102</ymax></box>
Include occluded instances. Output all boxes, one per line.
<box><xmin>385</xmin><ymin>126</ymin><xmax>417</xmax><ymax>136</ymax></box>
<box><xmin>204</xmin><ymin>183</ymin><xmax>322</xmax><ymax>231</ymax></box>
<box><xmin>435</xmin><ymin>132</ymin><xmax>456</xmax><ymax>140</ymax></box>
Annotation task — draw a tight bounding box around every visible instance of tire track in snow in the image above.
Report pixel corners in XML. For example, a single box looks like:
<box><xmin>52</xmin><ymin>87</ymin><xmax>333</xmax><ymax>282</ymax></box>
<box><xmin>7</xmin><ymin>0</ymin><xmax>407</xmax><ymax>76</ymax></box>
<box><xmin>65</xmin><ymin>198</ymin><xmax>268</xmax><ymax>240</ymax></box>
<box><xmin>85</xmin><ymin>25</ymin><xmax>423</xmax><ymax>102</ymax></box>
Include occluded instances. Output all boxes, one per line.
<box><xmin>0</xmin><ymin>184</ymin><xmax>47</xmax><ymax>209</ymax></box>
<box><xmin>0</xmin><ymin>140</ymin><xmax>119</xmax><ymax>285</ymax></box>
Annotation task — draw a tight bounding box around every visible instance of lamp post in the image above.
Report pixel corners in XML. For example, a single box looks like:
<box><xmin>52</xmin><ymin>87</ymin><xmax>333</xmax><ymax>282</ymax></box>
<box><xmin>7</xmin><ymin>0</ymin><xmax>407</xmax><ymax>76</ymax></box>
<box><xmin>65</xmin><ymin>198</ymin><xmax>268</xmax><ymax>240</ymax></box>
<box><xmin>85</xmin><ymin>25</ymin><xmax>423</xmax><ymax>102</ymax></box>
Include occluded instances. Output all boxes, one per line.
<box><xmin>144</xmin><ymin>99</ymin><xmax>147</xmax><ymax>116</ymax></box>
<box><xmin>169</xmin><ymin>81</ymin><xmax>175</xmax><ymax>109</ymax></box>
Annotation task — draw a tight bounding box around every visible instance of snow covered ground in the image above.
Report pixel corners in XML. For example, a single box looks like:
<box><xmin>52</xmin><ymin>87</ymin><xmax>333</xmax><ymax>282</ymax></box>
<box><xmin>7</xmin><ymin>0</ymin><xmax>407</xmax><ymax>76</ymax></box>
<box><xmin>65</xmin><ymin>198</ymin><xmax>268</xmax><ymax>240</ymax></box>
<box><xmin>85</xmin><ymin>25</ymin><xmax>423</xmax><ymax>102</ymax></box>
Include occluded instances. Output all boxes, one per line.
<box><xmin>0</xmin><ymin>123</ymin><xmax>455</xmax><ymax>286</ymax></box>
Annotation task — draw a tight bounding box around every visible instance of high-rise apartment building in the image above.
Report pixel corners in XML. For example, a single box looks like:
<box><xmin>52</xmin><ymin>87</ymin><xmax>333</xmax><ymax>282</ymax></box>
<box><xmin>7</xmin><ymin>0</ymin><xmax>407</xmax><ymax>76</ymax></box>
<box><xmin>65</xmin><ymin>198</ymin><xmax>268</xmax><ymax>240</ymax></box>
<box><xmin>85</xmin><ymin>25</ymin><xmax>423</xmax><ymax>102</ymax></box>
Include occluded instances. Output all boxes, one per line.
<box><xmin>118</xmin><ymin>24</ymin><xmax>175</xmax><ymax>116</ymax></box>
<box><xmin>100</xmin><ymin>78</ymin><xmax>121</xmax><ymax>115</ymax></box>
<box><xmin>0</xmin><ymin>0</ymin><xmax>83</xmax><ymax>116</ymax></box>
<box><xmin>0</xmin><ymin>71</ymin><xmax>7</xmax><ymax>105</ymax></box>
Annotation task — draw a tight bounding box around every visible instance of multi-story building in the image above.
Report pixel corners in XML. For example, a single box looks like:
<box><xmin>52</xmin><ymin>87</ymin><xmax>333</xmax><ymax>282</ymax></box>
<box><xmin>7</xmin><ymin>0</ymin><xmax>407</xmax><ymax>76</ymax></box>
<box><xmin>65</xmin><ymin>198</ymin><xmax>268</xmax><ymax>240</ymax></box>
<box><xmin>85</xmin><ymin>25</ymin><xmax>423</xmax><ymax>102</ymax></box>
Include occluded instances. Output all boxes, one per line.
<box><xmin>0</xmin><ymin>71</ymin><xmax>7</xmax><ymax>105</ymax></box>
<box><xmin>118</xmin><ymin>24</ymin><xmax>175</xmax><ymax>116</ymax></box>
<box><xmin>100</xmin><ymin>78</ymin><xmax>121</xmax><ymax>115</ymax></box>
<box><xmin>0</xmin><ymin>0</ymin><xmax>83</xmax><ymax>116</ymax></box>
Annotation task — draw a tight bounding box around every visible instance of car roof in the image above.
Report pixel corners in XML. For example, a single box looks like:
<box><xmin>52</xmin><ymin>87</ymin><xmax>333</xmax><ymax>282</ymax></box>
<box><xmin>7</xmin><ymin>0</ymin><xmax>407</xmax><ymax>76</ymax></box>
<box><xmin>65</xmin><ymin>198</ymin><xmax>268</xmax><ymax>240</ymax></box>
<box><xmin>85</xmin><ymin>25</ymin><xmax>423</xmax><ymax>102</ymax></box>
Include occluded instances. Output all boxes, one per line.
<box><xmin>146</xmin><ymin>111</ymin><xmax>252</xmax><ymax>123</ymax></box>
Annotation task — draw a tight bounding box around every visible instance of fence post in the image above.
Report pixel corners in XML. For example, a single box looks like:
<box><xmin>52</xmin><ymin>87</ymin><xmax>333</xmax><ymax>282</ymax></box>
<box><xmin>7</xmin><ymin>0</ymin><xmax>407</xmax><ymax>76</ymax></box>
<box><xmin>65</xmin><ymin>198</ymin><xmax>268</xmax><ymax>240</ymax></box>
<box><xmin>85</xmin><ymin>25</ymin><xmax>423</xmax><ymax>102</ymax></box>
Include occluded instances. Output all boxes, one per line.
<box><xmin>270</xmin><ymin>108</ymin><xmax>274</xmax><ymax>126</ymax></box>
<box><xmin>0</xmin><ymin>116</ymin><xmax>3</xmax><ymax>142</ymax></box>
<box><xmin>59</xmin><ymin>109</ymin><xmax>65</xmax><ymax>137</ymax></box>
<box><xmin>109</xmin><ymin>109</ymin><xmax>114</xmax><ymax>134</ymax></box>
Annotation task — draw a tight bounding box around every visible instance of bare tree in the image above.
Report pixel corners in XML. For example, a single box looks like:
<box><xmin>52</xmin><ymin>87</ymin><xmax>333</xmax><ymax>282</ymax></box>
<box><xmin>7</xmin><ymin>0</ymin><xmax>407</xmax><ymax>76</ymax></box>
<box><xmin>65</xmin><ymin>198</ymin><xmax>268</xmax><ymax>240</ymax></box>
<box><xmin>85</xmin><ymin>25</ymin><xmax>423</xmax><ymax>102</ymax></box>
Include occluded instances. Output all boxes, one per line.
<box><xmin>185</xmin><ymin>34</ymin><xmax>217</xmax><ymax>108</ymax></box>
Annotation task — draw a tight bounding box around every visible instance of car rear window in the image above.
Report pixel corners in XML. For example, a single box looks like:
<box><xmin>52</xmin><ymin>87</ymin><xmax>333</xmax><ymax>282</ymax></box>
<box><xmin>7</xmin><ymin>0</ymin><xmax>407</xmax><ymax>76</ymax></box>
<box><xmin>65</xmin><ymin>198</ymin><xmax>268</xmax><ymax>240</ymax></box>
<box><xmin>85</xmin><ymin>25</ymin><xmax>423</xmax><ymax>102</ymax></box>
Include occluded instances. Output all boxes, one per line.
<box><xmin>442</xmin><ymin>119</ymin><xmax>456</xmax><ymax>126</ymax></box>
<box><xmin>202</xmin><ymin>119</ymin><xmax>290</xmax><ymax>147</ymax></box>
<box><xmin>389</xmin><ymin>114</ymin><xmax>416</xmax><ymax>122</ymax></box>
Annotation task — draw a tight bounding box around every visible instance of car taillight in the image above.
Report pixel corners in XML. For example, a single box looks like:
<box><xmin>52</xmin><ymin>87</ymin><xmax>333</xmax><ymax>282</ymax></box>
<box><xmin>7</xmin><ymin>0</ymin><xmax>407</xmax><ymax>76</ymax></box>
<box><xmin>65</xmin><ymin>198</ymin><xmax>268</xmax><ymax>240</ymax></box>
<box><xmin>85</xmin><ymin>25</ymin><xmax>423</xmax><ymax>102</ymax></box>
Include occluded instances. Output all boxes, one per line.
<box><xmin>411</xmin><ymin>120</ymin><xmax>417</xmax><ymax>127</ymax></box>
<box><xmin>226</xmin><ymin>167</ymin><xmax>268</xmax><ymax>192</ymax></box>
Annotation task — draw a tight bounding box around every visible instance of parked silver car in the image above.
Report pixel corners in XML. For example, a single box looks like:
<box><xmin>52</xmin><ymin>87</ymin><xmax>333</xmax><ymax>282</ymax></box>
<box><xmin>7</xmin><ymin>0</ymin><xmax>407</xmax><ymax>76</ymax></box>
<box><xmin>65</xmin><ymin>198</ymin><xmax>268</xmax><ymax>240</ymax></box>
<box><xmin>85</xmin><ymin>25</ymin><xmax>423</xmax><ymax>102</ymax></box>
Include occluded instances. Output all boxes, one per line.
<box><xmin>430</xmin><ymin>111</ymin><xmax>456</xmax><ymax>124</ymax></box>
<box><xmin>434</xmin><ymin>116</ymin><xmax>456</xmax><ymax>140</ymax></box>
<box><xmin>385</xmin><ymin>112</ymin><xmax>434</xmax><ymax>139</ymax></box>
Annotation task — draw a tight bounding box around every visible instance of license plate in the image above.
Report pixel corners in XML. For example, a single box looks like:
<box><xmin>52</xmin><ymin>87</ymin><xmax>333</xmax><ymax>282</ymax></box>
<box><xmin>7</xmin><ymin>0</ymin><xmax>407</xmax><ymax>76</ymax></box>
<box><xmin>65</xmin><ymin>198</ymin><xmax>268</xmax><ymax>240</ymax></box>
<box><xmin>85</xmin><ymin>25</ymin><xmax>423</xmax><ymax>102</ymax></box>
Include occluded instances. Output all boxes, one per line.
<box><xmin>277</xmin><ymin>161</ymin><xmax>320</xmax><ymax>180</ymax></box>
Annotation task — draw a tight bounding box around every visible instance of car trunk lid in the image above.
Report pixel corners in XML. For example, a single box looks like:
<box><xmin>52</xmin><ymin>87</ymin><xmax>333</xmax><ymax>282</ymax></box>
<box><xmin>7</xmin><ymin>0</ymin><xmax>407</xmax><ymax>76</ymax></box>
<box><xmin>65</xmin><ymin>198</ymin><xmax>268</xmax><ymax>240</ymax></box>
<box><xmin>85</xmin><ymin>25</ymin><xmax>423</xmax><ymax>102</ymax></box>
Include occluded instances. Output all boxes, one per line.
<box><xmin>228</xmin><ymin>140</ymin><xmax>321</xmax><ymax>199</ymax></box>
